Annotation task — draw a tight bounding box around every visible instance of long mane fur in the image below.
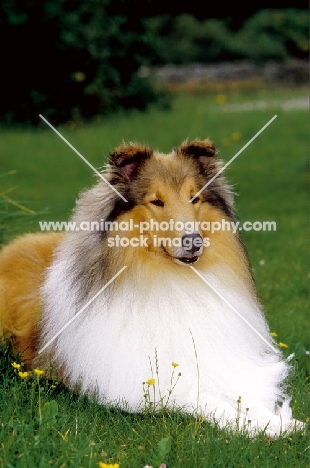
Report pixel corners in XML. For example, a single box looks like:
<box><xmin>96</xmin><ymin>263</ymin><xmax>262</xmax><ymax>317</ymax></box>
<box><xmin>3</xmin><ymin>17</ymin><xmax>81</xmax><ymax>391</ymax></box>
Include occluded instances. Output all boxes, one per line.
<box><xmin>38</xmin><ymin>140</ymin><xmax>297</xmax><ymax>435</ymax></box>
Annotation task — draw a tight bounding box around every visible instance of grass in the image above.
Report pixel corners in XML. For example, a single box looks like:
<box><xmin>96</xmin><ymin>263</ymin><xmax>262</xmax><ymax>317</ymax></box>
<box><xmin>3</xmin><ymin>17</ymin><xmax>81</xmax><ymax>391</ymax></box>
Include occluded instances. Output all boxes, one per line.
<box><xmin>0</xmin><ymin>86</ymin><xmax>309</xmax><ymax>467</ymax></box>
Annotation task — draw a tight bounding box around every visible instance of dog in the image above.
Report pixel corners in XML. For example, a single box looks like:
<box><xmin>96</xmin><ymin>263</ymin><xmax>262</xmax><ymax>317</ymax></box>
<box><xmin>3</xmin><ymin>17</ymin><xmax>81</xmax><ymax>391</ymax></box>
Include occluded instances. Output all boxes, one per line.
<box><xmin>0</xmin><ymin>139</ymin><xmax>304</xmax><ymax>436</ymax></box>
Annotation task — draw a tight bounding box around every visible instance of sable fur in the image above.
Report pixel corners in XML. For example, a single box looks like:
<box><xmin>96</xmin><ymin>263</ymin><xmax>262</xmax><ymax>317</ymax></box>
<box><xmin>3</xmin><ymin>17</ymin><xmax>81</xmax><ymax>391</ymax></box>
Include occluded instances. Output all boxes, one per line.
<box><xmin>0</xmin><ymin>139</ymin><xmax>304</xmax><ymax>436</ymax></box>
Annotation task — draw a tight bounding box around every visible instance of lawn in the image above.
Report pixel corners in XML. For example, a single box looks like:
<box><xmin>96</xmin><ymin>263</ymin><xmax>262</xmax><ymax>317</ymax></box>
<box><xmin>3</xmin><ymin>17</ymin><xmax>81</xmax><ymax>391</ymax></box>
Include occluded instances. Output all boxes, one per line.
<box><xmin>0</xmin><ymin>86</ymin><xmax>309</xmax><ymax>467</ymax></box>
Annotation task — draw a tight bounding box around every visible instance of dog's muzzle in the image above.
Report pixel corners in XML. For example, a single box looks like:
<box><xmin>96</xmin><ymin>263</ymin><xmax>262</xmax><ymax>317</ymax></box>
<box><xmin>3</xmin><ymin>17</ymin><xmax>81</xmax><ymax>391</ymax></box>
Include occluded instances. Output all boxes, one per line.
<box><xmin>162</xmin><ymin>232</ymin><xmax>203</xmax><ymax>265</ymax></box>
<box><xmin>176</xmin><ymin>232</ymin><xmax>203</xmax><ymax>264</ymax></box>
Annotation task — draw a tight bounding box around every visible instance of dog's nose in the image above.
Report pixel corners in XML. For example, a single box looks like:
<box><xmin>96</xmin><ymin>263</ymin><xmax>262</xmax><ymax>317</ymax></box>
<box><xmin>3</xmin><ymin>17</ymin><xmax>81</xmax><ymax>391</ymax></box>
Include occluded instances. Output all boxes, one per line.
<box><xmin>181</xmin><ymin>233</ymin><xmax>203</xmax><ymax>255</ymax></box>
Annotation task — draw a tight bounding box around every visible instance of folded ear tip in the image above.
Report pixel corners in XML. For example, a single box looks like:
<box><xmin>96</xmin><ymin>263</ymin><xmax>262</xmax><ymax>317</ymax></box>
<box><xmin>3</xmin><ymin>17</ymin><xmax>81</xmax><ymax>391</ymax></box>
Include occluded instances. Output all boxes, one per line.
<box><xmin>109</xmin><ymin>142</ymin><xmax>152</xmax><ymax>167</ymax></box>
<box><xmin>179</xmin><ymin>139</ymin><xmax>217</xmax><ymax>158</ymax></box>
<box><xmin>109</xmin><ymin>142</ymin><xmax>153</xmax><ymax>182</ymax></box>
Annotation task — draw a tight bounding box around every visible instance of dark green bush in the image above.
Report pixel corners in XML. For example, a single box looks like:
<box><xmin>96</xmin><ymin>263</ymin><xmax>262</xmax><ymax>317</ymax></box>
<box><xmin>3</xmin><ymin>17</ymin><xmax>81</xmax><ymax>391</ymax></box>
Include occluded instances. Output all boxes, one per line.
<box><xmin>147</xmin><ymin>9</ymin><xmax>309</xmax><ymax>65</ymax></box>
<box><xmin>0</xmin><ymin>0</ymin><xmax>160</xmax><ymax>126</ymax></box>
<box><xmin>235</xmin><ymin>9</ymin><xmax>309</xmax><ymax>62</ymax></box>
<box><xmin>1</xmin><ymin>4</ymin><xmax>308</xmax><ymax>126</ymax></box>
<box><xmin>147</xmin><ymin>14</ymin><xmax>235</xmax><ymax>64</ymax></box>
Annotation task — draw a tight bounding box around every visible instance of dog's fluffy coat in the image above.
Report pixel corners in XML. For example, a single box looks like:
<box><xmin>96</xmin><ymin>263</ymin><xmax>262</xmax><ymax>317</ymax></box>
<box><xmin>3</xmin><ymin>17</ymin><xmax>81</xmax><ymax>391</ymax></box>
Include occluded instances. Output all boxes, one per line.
<box><xmin>0</xmin><ymin>139</ymin><xmax>303</xmax><ymax>436</ymax></box>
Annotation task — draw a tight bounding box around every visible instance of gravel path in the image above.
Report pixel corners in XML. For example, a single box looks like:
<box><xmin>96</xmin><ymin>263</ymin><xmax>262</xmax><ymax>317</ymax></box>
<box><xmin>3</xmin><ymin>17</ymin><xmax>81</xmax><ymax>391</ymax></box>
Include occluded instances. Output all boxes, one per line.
<box><xmin>150</xmin><ymin>60</ymin><xmax>309</xmax><ymax>86</ymax></box>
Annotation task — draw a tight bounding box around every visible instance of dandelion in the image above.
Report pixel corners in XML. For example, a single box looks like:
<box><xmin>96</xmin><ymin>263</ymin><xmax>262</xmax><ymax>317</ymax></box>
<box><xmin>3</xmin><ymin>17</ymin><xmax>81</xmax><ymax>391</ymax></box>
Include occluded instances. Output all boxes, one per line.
<box><xmin>11</xmin><ymin>362</ymin><xmax>21</xmax><ymax>369</ymax></box>
<box><xmin>34</xmin><ymin>368</ymin><xmax>45</xmax><ymax>376</ymax></box>
<box><xmin>279</xmin><ymin>342</ymin><xmax>288</xmax><ymax>348</ymax></box>
<box><xmin>270</xmin><ymin>332</ymin><xmax>278</xmax><ymax>337</ymax></box>
<box><xmin>146</xmin><ymin>378</ymin><xmax>155</xmax><ymax>386</ymax></box>
<box><xmin>172</xmin><ymin>362</ymin><xmax>179</xmax><ymax>368</ymax></box>
<box><xmin>98</xmin><ymin>463</ymin><xmax>119</xmax><ymax>468</ymax></box>
<box><xmin>73</xmin><ymin>71</ymin><xmax>86</xmax><ymax>82</ymax></box>
<box><xmin>231</xmin><ymin>132</ymin><xmax>241</xmax><ymax>141</ymax></box>
<box><xmin>18</xmin><ymin>371</ymin><xmax>30</xmax><ymax>379</ymax></box>
<box><xmin>216</xmin><ymin>94</ymin><xmax>227</xmax><ymax>105</ymax></box>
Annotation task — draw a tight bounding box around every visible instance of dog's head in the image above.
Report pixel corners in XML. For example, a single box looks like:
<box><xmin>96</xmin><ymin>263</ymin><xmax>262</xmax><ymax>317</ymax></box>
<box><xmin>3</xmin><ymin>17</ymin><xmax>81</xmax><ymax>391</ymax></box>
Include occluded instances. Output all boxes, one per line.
<box><xmin>103</xmin><ymin>140</ymin><xmax>235</xmax><ymax>265</ymax></box>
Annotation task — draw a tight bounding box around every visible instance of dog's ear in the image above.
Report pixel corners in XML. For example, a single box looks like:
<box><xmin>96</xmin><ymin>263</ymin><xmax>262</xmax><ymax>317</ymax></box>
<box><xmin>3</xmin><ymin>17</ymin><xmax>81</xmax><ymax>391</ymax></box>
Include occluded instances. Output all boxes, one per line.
<box><xmin>109</xmin><ymin>143</ymin><xmax>153</xmax><ymax>181</ymax></box>
<box><xmin>178</xmin><ymin>139</ymin><xmax>217</xmax><ymax>173</ymax></box>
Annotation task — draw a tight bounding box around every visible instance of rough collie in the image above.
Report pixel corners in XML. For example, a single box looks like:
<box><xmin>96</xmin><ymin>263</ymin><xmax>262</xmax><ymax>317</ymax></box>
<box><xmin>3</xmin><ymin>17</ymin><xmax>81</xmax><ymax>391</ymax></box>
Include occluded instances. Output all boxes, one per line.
<box><xmin>0</xmin><ymin>139</ymin><xmax>303</xmax><ymax>436</ymax></box>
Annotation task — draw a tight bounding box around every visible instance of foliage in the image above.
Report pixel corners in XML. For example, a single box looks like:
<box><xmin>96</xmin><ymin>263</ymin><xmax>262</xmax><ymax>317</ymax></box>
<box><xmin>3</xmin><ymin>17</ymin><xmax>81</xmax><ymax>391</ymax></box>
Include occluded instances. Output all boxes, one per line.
<box><xmin>0</xmin><ymin>4</ymin><xmax>308</xmax><ymax>126</ymax></box>
<box><xmin>147</xmin><ymin>14</ymin><xmax>234</xmax><ymax>64</ymax></box>
<box><xmin>235</xmin><ymin>9</ymin><xmax>309</xmax><ymax>62</ymax></box>
<box><xmin>147</xmin><ymin>9</ymin><xmax>309</xmax><ymax>64</ymax></box>
<box><xmin>0</xmin><ymin>0</ymin><xmax>161</xmax><ymax>126</ymax></box>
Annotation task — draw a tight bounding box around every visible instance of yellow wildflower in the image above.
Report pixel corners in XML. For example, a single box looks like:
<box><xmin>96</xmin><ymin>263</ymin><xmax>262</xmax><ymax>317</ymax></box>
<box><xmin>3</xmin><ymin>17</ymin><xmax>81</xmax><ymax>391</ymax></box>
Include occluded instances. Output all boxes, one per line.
<box><xmin>270</xmin><ymin>332</ymin><xmax>278</xmax><ymax>337</ymax></box>
<box><xmin>279</xmin><ymin>342</ymin><xmax>288</xmax><ymax>348</ymax></box>
<box><xmin>172</xmin><ymin>362</ymin><xmax>179</xmax><ymax>368</ymax></box>
<box><xmin>18</xmin><ymin>371</ymin><xmax>30</xmax><ymax>379</ymax></box>
<box><xmin>11</xmin><ymin>362</ymin><xmax>21</xmax><ymax>369</ymax></box>
<box><xmin>98</xmin><ymin>463</ymin><xmax>119</xmax><ymax>468</ymax></box>
<box><xmin>216</xmin><ymin>94</ymin><xmax>227</xmax><ymax>105</ymax></box>
<box><xmin>33</xmin><ymin>368</ymin><xmax>45</xmax><ymax>376</ymax></box>
<box><xmin>73</xmin><ymin>71</ymin><xmax>86</xmax><ymax>82</ymax></box>
<box><xmin>231</xmin><ymin>132</ymin><xmax>241</xmax><ymax>141</ymax></box>
<box><xmin>146</xmin><ymin>378</ymin><xmax>155</xmax><ymax>386</ymax></box>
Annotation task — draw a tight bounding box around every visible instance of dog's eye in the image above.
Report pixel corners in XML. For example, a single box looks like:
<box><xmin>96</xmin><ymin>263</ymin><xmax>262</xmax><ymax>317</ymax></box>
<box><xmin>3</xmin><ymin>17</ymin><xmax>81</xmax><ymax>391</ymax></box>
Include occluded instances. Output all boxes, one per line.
<box><xmin>191</xmin><ymin>196</ymin><xmax>200</xmax><ymax>204</ymax></box>
<box><xmin>150</xmin><ymin>199</ymin><xmax>164</xmax><ymax>207</ymax></box>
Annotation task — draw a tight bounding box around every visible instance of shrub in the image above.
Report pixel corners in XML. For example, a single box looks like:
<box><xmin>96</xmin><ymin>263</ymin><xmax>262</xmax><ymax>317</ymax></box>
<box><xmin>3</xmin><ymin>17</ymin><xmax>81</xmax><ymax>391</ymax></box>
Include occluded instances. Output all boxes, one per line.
<box><xmin>147</xmin><ymin>14</ymin><xmax>234</xmax><ymax>64</ymax></box>
<box><xmin>147</xmin><ymin>9</ymin><xmax>309</xmax><ymax>65</ymax></box>
<box><xmin>0</xmin><ymin>0</ymin><xmax>160</xmax><ymax>126</ymax></box>
<box><xmin>235</xmin><ymin>9</ymin><xmax>309</xmax><ymax>62</ymax></box>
